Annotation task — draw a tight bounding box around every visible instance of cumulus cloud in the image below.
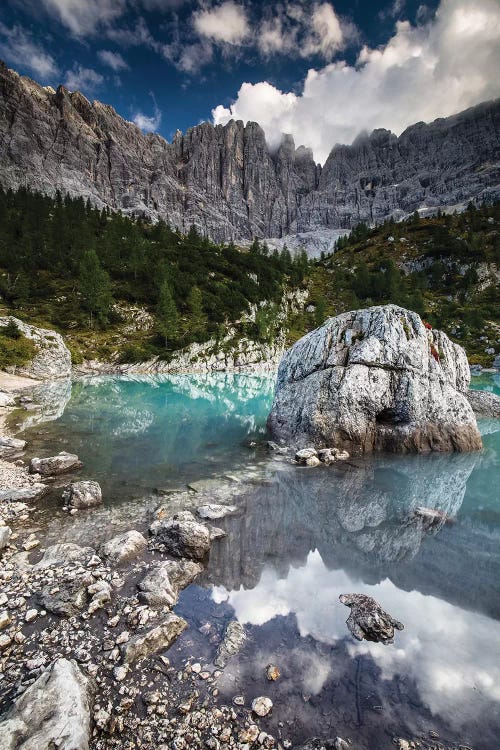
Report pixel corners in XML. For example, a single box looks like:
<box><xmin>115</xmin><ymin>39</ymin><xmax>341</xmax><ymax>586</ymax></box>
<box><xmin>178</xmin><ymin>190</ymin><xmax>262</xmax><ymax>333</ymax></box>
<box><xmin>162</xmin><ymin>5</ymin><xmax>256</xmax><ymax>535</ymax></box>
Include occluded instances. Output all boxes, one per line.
<box><xmin>41</xmin><ymin>0</ymin><xmax>127</xmax><ymax>36</ymax></box>
<box><xmin>193</xmin><ymin>1</ymin><xmax>250</xmax><ymax>45</ymax></box>
<box><xmin>213</xmin><ymin>0</ymin><xmax>500</xmax><ymax>163</ymax></box>
<box><xmin>97</xmin><ymin>50</ymin><xmax>129</xmax><ymax>71</ymax></box>
<box><xmin>0</xmin><ymin>23</ymin><xmax>59</xmax><ymax>79</ymax></box>
<box><xmin>133</xmin><ymin>95</ymin><xmax>162</xmax><ymax>132</ymax></box>
<box><xmin>64</xmin><ymin>64</ymin><xmax>104</xmax><ymax>93</ymax></box>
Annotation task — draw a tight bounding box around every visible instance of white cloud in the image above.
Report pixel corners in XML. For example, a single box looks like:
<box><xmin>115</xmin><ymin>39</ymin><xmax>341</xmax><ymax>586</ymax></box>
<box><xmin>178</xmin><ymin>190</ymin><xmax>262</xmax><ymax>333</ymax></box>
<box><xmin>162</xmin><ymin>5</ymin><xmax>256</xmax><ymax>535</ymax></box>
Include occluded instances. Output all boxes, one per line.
<box><xmin>301</xmin><ymin>2</ymin><xmax>344</xmax><ymax>58</ymax></box>
<box><xmin>0</xmin><ymin>24</ymin><xmax>59</xmax><ymax>79</ymax></box>
<box><xmin>107</xmin><ymin>16</ymin><xmax>158</xmax><ymax>49</ymax></box>
<box><xmin>193</xmin><ymin>1</ymin><xmax>249</xmax><ymax>45</ymax></box>
<box><xmin>64</xmin><ymin>65</ymin><xmax>104</xmax><ymax>93</ymax></box>
<box><xmin>133</xmin><ymin>97</ymin><xmax>162</xmax><ymax>132</ymax></box>
<box><xmin>97</xmin><ymin>49</ymin><xmax>129</xmax><ymax>71</ymax></box>
<box><xmin>213</xmin><ymin>0</ymin><xmax>500</xmax><ymax>163</ymax></box>
<box><xmin>41</xmin><ymin>0</ymin><xmax>127</xmax><ymax>36</ymax></box>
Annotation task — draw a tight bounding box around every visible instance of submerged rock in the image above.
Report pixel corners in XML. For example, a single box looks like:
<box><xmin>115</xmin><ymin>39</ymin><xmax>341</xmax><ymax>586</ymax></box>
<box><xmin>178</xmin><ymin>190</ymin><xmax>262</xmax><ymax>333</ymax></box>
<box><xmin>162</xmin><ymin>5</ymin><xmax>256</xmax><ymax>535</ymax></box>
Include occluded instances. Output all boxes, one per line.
<box><xmin>149</xmin><ymin>511</ymin><xmax>211</xmax><ymax>561</ymax></box>
<box><xmin>29</xmin><ymin>451</ymin><xmax>83</xmax><ymax>476</ymax></box>
<box><xmin>137</xmin><ymin>559</ymin><xmax>203</xmax><ymax>607</ymax></box>
<box><xmin>214</xmin><ymin>620</ymin><xmax>246</xmax><ymax>668</ymax></box>
<box><xmin>0</xmin><ymin>658</ymin><xmax>91</xmax><ymax>750</ymax></box>
<box><xmin>339</xmin><ymin>593</ymin><xmax>404</xmax><ymax>644</ymax></box>
<box><xmin>100</xmin><ymin>530</ymin><xmax>147</xmax><ymax>565</ymax></box>
<box><xmin>34</xmin><ymin>543</ymin><xmax>95</xmax><ymax>569</ymax></box>
<box><xmin>251</xmin><ymin>696</ymin><xmax>273</xmax><ymax>717</ymax></box>
<box><xmin>122</xmin><ymin>613</ymin><xmax>187</xmax><ymax>664</ymax></box>
<box><xmin>268</xmin><ymin>305</ymin><xmax>482</xmax><ymax>454</ymax></box>
<box><xmin>62</xmin><ymin>480</ymin><xmax>102</xmax><ymax>509</ymax></box>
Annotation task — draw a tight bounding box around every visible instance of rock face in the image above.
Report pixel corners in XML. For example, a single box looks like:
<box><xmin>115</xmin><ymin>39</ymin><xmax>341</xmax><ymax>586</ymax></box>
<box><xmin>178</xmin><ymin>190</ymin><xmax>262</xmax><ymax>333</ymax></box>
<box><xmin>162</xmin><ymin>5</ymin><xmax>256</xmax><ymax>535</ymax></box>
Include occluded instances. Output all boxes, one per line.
<box><xmin>0</xmin><ymin>657</ymin><xmax>91</xmax><ymax>750</ymax></box>
<box><xmin>268</xmin><ymin>305</ymin><xmax>482</xmax><ymax>454</ymax></box>
<box><xmin>0</xmin><ymin>62</ymin><xmax>499</xmax><ymax>244</ymax></box>
<box><xmin>0</xmin><ymin>316</ymin><xmax>71</xmax><ymax>380</ymax></box>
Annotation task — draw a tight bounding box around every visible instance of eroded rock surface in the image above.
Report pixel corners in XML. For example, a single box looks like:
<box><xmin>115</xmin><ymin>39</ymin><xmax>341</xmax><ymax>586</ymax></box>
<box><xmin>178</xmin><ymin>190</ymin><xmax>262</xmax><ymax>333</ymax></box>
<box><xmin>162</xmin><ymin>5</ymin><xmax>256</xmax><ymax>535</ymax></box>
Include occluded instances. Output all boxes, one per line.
<box><xmin>268</xmin><ymin>305</ymin><xmax>482</xmax><ymax>454</ymax></box>
<box><xmin>0</xmin><ymin>658</ymin><xmax>91</xmax><ymax>750</ymax></box>
<box><xmin>122</xmin><ymin>613</ymin><xmax>188</xmax><ymax>664</ymax></box>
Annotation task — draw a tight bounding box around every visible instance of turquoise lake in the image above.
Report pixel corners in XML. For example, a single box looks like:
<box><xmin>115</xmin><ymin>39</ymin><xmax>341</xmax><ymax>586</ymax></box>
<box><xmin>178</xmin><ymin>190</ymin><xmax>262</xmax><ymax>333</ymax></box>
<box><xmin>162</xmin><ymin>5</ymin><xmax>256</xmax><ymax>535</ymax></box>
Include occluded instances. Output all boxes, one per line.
<box><xmin>17</xmin><ymin>371</ymin><xmax>500</xmax><ymax>749</ymax></box>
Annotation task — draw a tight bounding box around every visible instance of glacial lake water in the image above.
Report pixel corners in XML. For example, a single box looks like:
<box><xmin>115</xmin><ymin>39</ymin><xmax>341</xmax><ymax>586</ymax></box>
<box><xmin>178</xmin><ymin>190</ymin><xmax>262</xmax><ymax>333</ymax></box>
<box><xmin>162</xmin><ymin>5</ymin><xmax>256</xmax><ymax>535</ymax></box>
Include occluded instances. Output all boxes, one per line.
<box><xmin>16</xmin><ymin>371</ymin><xmax>500</xmax><ymax>749</ymax></box>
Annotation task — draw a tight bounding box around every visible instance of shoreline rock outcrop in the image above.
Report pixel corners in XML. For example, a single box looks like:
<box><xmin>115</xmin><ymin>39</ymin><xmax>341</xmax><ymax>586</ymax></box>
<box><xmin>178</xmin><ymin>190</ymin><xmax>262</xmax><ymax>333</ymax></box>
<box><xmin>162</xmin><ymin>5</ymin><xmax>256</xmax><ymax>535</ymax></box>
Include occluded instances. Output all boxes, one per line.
<box><xmin>0</xmin><ymin>316</ymin><xmax>71</xmax><ymax>380</ymax></box>
<box><xmin>268</xmin><ymin>305</ymin><xmax>482</xmax><ymax>454</ymax></box>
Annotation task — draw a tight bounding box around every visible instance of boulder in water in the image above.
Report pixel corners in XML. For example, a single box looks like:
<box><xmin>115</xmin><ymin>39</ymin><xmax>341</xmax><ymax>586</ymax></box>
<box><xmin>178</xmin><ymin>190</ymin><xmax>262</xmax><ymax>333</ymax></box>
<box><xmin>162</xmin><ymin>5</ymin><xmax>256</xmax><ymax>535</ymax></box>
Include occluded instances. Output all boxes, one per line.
<box><xmin>268</xmin><ymin>305</ymin><xmax>482</xmax><ymax>454</ymax></box>
<box><xmin>339</xmin><ymin>593</ymin><xmax>404</xmax><ymax>644</ymax></box>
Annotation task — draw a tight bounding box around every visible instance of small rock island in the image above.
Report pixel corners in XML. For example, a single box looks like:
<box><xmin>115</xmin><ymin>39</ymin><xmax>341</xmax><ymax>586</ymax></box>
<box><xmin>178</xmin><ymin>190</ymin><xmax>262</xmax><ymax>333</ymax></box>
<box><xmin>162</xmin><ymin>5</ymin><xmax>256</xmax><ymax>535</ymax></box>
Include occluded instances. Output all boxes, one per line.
<box><xmin>268</xmin><ymin>304</ymin><xmax>482</xmax><ymax>454</ymax></box>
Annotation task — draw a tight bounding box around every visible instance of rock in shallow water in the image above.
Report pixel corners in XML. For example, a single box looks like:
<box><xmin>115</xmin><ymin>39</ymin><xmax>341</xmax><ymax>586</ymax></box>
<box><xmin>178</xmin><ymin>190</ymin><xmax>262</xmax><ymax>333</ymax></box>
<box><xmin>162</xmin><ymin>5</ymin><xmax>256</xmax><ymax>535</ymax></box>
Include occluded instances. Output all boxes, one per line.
<box><xmin>122</xmin><ymin>613</ymin><xmax>187</xmax><ymax>664</ymax></box>
<box><xmin>339</xmin><ymin>593</ymin><xmax>404</xmax><ymax>644</ymax></box>
<box><xmin>214</xmin><ymin>620</ymin><xmax>246</xmax><ymax>668</ymax></box>
<box><xmin>137</xmin><ymin>559</ymin><xmax>203</xmax><ymax>607</ymax></box>
<box><xmin>0</xmin><ymin>658</ymin><xmax>91</xmax><ymax>750</ymax></box>
<box><xmin>29</xmin><ymin>451</ymin><xmax>83</xmax><ymax>476</ymax></box>
<box><xmin>149</xmin><ymin>511</ymin><xmax>211</xmax><ymax>561</ymax></box>
<box><xmin>268</xmin><ymin>305</ymin><xmax>482</xmax><ymax>454</ymax></box>
<box><xmin>100</xmin><ymin>530</ymin><xmax>147</xmax><ymax>565</ymax></box>
<box><xmin>62</xmin><ymin>480</ymin><xmax>102</xmax><ymax>509</ymax></box>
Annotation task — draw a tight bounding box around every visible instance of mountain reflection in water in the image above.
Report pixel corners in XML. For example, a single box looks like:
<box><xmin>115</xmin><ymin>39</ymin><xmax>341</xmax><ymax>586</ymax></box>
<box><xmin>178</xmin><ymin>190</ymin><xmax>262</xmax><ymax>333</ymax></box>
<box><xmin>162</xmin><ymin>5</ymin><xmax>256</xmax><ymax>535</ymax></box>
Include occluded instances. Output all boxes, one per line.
<box><xmin>17</xmin><ymin>373</ymin><xmax>500</xmax><ymax>749</ymax></box>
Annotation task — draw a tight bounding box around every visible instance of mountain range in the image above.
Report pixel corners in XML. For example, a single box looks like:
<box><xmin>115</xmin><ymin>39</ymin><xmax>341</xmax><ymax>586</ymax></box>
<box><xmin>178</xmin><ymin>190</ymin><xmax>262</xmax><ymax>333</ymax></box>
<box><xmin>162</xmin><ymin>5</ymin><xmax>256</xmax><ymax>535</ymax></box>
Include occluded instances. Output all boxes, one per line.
<box><xmin>1</xmin><ymin>60</ymin><xmax>499</xmax><ymax>248</ymax></box>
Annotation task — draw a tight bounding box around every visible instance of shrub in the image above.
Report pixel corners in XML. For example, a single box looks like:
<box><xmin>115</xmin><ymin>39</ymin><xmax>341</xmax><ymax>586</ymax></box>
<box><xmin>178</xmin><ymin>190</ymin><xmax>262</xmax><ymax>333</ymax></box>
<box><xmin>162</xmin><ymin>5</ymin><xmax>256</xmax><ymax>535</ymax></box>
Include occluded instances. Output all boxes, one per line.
<box><xmin>0</xmin><ymin>329</ymin><xmax>37</xmax><ymax>369</ymax></box>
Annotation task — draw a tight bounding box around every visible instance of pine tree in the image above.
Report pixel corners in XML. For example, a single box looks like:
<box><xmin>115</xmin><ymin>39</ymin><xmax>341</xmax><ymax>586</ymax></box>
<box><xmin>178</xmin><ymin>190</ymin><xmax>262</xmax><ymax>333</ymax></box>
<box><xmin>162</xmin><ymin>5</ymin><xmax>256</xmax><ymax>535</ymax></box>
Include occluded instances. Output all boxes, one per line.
<box><xmin>156</xmin><ymin>278</ymin><xmax>178</xmax><ymax>348</ymax></box>
<box><xmin>79</xmin><ymin>249</ymin><xmax>113</xmax><ymax>327</ymax></box>
<box><xmin>314</xmin><ymin>297</ymin><xmax>327</xmax><ymax>327</ymax></box>
<box><xmin>186</xmin><ymin>285</ymin><xmax>207</xmax><ymax>339</ymax></box>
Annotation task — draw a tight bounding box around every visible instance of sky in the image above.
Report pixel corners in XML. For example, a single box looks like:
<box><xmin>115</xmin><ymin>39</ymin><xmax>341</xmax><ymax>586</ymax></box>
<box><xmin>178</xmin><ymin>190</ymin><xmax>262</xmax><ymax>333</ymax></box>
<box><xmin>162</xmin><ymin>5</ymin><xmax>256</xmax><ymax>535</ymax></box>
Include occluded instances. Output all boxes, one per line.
<box><xmin>0</xmin><ymin>0</ymin><xmax>499</xmax><ymax>163</ymax></box>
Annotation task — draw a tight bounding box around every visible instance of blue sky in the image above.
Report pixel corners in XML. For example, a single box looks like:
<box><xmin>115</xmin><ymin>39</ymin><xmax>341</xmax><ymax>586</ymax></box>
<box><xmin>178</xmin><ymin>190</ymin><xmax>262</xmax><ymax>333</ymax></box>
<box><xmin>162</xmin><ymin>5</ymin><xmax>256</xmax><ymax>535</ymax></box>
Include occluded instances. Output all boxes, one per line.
<box><xmin>0</xmin><ymin>1</ymin><xmax>499</xmax><ymax>162</ymax></box>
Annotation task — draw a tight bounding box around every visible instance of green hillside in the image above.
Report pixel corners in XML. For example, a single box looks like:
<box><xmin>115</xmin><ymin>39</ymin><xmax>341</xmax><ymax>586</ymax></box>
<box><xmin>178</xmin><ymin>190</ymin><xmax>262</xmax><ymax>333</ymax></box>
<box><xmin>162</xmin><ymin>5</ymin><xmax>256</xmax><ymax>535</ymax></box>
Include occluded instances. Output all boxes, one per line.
<box><xmin>291</xmin><ymin>202</ymin><xmax>500</xmax><ymax>366</ymax></box>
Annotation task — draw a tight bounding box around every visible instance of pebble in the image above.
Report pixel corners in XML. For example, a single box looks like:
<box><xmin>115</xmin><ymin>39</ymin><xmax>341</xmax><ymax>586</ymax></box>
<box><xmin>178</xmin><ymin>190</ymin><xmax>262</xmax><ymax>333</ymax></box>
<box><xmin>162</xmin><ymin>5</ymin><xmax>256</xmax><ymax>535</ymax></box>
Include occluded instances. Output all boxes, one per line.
<box><xmin>114</xmin><ymin>665</ymin><xmax>129</xmax><ymax>682</ymax></box>
<box><xmin>266</xmin><ymin>664</ymin><xmax>280</xmax><ymax>681</ymax></box>
<box><xmin>239</xmin><ymin>725</ymin><xmax>259</xmax><ymax>743</ymax></box>
<box><xmin>0</xmin><ymin>611</ymin><xmax>11</xmax><ymax>629</ymax></box>
<box><xmin>251</xmin><ymin>696</ymin><xmax>273</xmax><ymax>717</ymax></box>
<box><xmin>22</xmin><ymin>536</ymin><xmax>40</xmax><ymax>551</ymax></box>
<box><xmin>0</xmin><ymin>634</ymin><xmax>12</xmax><ymax>650</ymax></box>
<box><xmin>25</xmin><ymin>608</ymin><xmax>38</xmax><ymax>622</ymax></box>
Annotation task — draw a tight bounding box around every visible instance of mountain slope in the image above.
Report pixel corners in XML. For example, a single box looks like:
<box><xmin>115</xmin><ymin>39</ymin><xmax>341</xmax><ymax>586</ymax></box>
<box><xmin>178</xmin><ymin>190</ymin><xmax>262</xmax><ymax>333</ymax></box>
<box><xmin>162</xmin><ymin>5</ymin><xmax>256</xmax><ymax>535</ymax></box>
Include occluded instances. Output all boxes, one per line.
<box><xmin>0</xmin><ymin>61</ymin><xmax>499</xmax><ymax>244</ymax></box>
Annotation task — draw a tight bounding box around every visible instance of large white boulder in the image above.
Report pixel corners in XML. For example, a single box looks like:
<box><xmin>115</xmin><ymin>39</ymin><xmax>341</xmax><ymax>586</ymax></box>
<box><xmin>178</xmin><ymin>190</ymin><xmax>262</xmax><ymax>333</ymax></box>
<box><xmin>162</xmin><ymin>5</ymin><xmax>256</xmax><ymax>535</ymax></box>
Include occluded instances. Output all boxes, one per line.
<box><xmin>268</xmin><ymin>305</ymin><xmax>482</xmax><ymax>454</ymax></box>
<box><xmin>0</xmin><ymin>316</ymin><xmax>71</xmax><ymax>379</ymax></box>
<box><xmin>0</xmin><ymin>658</ymin><xmax>91</xmax><ymax>750</ymax></box>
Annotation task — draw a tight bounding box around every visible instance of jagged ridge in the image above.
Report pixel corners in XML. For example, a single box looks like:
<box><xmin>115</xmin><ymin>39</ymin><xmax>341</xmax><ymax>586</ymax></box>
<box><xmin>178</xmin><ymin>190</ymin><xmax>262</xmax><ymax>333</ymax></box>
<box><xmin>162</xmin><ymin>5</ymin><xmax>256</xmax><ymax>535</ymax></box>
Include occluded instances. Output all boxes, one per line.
<box><xmin>0</xmin><ymin>60</ymin><xmax>499</xmax><ymax>242</ymax></box>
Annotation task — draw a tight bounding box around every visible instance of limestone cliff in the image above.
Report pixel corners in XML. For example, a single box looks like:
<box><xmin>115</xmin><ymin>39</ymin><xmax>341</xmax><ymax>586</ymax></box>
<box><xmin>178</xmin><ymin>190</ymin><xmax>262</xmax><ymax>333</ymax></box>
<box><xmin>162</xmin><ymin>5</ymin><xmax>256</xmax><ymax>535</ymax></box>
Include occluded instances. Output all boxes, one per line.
<box><xmin>0</xmin><ymin>61</ymin><xmax>499</xmax><ymax>244</ymax></box>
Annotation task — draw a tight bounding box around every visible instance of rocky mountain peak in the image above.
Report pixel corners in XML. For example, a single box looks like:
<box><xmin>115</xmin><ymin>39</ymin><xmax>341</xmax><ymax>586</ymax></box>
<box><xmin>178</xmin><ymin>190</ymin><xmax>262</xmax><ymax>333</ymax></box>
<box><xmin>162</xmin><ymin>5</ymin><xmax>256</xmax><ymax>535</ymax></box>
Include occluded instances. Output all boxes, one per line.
<box><xmin>0</xmin><ymin>61</ymin><xmax>499</xmax><ymax>245</ymax></box>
